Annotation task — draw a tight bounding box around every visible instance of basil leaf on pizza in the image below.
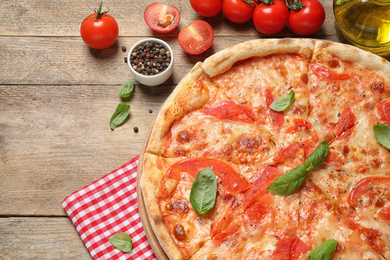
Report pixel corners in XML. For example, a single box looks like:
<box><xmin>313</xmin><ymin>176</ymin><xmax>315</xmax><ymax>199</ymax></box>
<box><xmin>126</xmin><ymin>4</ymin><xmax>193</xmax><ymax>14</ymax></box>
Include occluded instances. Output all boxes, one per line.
<box><xmin>304</xmin><ymin>140</ymin><xmax>329</xmax><ymax>172</ymax></box>
<box><xmin>308</xmin><ymin>239</ymin><xmax>338</xmax><ymax>260</ymax></box>
<box><xmin>110</xmin><ymin>103</ymin><xmax>130</xmax><ymax>130</ymax></box>
<box><xmin>373</xmin><ymin>124</ymin><xmax>390</xmax><ymax>149</ymax></box>
<box><xmin>119</xmin><ymin>79</ymin><xmax>135</xmax><ymax>99</ymax></box>
<box><xmin>190</xmin><ymin>167</ymin><xmax>217</xmax><ymax>214</ymax></box>
<box><xmin>267</xmin><ymin>165</ymin><xmax>307</xmax><ymax>195</ymax></box>
<box><xmin>109</xmin><ymin>233</ymin><xmax>133</xmax><ymax>253</ymax></box>
<box><xmin>270</xmin><ymin>89</ymin><xmax>295</xmax><ymax>112</ymax></box>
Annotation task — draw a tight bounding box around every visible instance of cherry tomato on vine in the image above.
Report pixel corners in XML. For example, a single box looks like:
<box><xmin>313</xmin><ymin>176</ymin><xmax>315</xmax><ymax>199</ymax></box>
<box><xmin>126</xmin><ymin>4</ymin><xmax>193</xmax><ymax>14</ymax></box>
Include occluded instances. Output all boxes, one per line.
<box><xmin>80</xmin><ymin>2</ymin><xmax>119</xmax><ymax>49</ymax></box>
<box><xmin>252</xmin><ymin>0</ymin><xmax>289</xmax><ymax>35</ymax></box>
<box><xmin>222</xmin><ymin>0</ymin><xmax>258</xmax><ymax>24</ymax></box>
<box><xmin>287</xmin><ymin>0</ymin><xmax>325</xmax><ymax>36</ymax></box>
<box><xmin>190</xmin><ymin>0</ymin><xmax>222</xmax><ymax>17</ymax></box>
<box><xmin>178</xmin><ymin>20</ymin><xmax>214</xmax><ymax>55</ymax></box>
<box><xmin>144</xmin><ymin>2</ymin><xmax>181</xmax><ymax>33</ymax></box>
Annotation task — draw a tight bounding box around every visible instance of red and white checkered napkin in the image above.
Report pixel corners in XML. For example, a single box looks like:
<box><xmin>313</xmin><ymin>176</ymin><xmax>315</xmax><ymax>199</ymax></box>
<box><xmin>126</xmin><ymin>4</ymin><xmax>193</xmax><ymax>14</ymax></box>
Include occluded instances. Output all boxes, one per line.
<box><xmin>62</xmin><ymin>155</ymin><xmax>157</xmax><ymax>260</ymax></box>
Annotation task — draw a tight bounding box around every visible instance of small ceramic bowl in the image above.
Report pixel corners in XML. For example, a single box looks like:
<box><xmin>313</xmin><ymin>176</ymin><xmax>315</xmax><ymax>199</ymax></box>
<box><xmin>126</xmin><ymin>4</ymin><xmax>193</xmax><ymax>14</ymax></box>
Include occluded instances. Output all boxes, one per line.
<box><xmin>127</xmin><ymin>38</ymin><xmax>174</xmax><ymax>86</ymax></box>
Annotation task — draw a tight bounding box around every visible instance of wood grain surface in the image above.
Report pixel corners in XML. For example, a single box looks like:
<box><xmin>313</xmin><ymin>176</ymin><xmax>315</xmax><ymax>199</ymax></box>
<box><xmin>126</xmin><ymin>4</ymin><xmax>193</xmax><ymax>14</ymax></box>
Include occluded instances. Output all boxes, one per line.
<box><xmin>0</xmin><ymin>0</ymin><xmax>337</xmax><ymax>258</ymax></box>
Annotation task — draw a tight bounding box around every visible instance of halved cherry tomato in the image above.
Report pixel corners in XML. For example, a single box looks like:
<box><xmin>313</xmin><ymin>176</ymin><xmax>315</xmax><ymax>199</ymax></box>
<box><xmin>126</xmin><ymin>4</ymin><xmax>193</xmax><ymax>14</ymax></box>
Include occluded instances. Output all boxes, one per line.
<box><xmin>190</xmin><ymin>0</ymin><xmax>222</xmax><ymax>17</ymax></box>
<box><xmin>222</xmin><ymin>0</ymin><xmax>258</xmax><ymax>24</ymax></box>
<box><xmin>178</xmin><ymin>20</ymin><xmax>214</xmax><ymax>55</ymax></box>
<box><xmin>288</xmin><ymin>0</ymin><xmax>325</xmax><ymax>36</ymax></box>
<box><xmin>144</xmin><ymin>3</ymin><xmax>181</xmax><ymax>33</ymax></box>
<box><xmin>80</xmin><ymin>2</ymin><xmax>119</xmax><ymax>50</ymax></box>
<box><xmin>252</xmin><ymin>0</ymin><xmax>289</xmax><ymax>35</ymax></box>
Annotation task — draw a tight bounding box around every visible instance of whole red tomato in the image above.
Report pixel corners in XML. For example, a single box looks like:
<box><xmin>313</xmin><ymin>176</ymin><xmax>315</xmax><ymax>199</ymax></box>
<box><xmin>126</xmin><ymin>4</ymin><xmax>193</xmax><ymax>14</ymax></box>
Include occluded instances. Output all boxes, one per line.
<box><xmin>222</xmin><ymin>0</ymin><xmax>258</xmax><ymax>24</ymax></box>
<box><xmin>252</xmin><ymin>0</ymin><xmax>289</xmax><ymax>35</ymax></box>
<box><xmin>288</xmin><ymin>0</ymin><xmax>325</xmax><ymax>36</ymax></box>
<box><xmin>190</xmin><ymin>0</ymin><xmax>222</xmax><ymax>17</ymax></box>
<box><xmin>80</xmin><ymin>2</ymin><xmax>119</xmax><ymax>49</ymax></box>
<box><xmin>178</xmin><ymin>20</ymin><xmax>214</xmax><ymax>55</ymax></box>
<box><xmin>144</xmin><ymin>3</ymin><xmax>181</xmax><ymax>33</ymax></box>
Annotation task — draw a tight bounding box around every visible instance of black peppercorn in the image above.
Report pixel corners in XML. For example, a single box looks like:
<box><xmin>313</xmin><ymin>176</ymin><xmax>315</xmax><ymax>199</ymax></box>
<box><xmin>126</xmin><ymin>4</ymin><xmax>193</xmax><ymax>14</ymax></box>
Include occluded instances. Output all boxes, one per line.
<box><xmin>130</xmin><ymin>41</ymin><xmax>171</xmax><ymax>76</ymax></box>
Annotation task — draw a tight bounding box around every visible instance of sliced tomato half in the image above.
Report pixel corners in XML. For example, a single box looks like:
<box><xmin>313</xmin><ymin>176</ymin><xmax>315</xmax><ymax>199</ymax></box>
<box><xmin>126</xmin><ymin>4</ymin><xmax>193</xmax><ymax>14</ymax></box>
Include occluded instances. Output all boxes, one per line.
<box><xmin>144</xmin><ymin>3</ymin><xmax>181</xmax><ymax>33</ymax></box>
<box><xmin>178</xmin><ymin>20</ymin><xmax>214</xmax><ymax>55</ymax></box>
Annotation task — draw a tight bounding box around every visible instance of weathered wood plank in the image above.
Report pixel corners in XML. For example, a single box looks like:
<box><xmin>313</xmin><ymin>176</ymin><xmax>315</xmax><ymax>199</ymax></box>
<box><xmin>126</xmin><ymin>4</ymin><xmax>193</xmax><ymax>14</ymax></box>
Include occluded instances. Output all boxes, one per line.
<box><xmin>0</xmin><ymin>84</ymin><xmax>172</xmax><ymax>215</ymax></box>
<box><xmin>0</xmin><ymin>35</ymin><xmax>340</xmax><ymax>86</ymax></box>
<box><xmin>0</xmin><ymin>217</ymin><xmax>90</xmax><ymax>259</ymax></box>
<box><xmin>0</xmin><ymin>0</ymin><xmax>334</xmax><ymax>37</ymax></box>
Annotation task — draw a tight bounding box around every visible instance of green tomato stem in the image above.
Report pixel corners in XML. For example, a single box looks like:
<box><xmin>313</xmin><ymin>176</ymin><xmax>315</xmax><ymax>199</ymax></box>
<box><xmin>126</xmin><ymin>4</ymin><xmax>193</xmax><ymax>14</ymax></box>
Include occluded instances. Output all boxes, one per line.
<box><xmin>285</xmin><ymin>0</ymin><xmax>305</xmax><ymax>11</ymax></box>
<box><xmin>94</xmin><ymin>2</ymin><xmax>109</xmax><ymax>19</ymax></box>
<box><xmin>262</xmin><ymin>0</ymin><xmax>275</xmax><ymax>5</ymax></box>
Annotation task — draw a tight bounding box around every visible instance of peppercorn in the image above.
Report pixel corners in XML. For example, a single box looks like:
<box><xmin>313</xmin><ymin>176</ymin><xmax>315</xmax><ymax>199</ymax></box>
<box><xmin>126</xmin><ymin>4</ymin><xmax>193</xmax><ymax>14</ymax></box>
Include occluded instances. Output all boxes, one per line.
<box><xmin>134</xmin><ymin>127</ymin><xmax>139</xmax><ymax>133</ymax></box>
<box><xmin>130</xmin><ymin>41</ymin><xmax>171</xmax><ymax>76</ymax></box>
<box><xmin>122</xmin><ymin>46</ymin><xmax>127</xmax><ymax>52</ymax></box>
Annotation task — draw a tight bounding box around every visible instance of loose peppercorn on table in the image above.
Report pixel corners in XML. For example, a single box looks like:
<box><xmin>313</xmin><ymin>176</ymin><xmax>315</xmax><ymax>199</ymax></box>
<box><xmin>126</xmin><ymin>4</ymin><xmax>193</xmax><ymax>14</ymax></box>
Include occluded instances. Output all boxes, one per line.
<box><xmin>0</xmin><ymin>0</ymin><xmax>365</xmax><ymax>259</ymax></box>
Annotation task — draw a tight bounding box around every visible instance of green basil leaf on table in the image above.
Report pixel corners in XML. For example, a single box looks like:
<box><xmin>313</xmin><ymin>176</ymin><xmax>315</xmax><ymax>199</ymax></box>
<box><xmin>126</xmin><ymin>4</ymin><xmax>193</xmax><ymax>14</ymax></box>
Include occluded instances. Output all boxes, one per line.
<box><xmin>304</xmin><ymin>140</ymin><xmax>329</xmax><ymax>172</ymax></box>
<box><xmin>267</xmin><ymin>165</ymin><xmax>307</xmax><ymax>196</ymax></box>
<box><xmin>373</xmin><ymin>124</ymin><xmax>390</xmax><ymax>149</ymax></box>
<box><xmin>110</xmin><ymin>103</ymin><xmax>130</xmax><ymax>130</ymax></box>
<box><xmin>119</xmin><ymin>80</ymin><xmax>135</xmax><ymax>99</ymax></box>
<box><xmin>308</xmin><ymin>239</ymin><xmax>338</xmax><ymax>260</ymax></box>
<box><xmin>190</xmin><ymin>167</ymin><xmax>217</xmax><ymax>214</ymax></box>
<box><xmin>269</xmin><ymin>89</ymin><xmax>295</xmax><ymax>112</ymax></box>
<box><xmin>109</xmin><ymin>232</ymin><xmax>133</xmax><ymax>253</ymax></box>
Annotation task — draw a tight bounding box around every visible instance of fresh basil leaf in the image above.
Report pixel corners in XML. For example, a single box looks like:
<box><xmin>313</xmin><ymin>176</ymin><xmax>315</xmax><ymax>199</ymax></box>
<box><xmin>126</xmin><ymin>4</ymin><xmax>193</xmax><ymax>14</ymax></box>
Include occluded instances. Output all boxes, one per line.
<box><xmin>110</xmin><ymin>103</ymin><xmax>130</xmax><ymax>130</ymax></box>
<box><xmin>109</xmin><ymin>232</ymin><xmax>133</xmax><ymax>253</ymax></box>
<box><xmin>373</xmin><ymin>124</ymin><xmax>390</xmax><ymax>149</ymax></box>
<box><xmin>304</xmin><ymin>140</ymin><xmax>329</xmax><ymax>172</ymax></box>
<box><xmin>270</xmin><ymin>89</ymin><xmax>295</xmax><ymax>112</ymax></box>
<box><xmin>309</xmin><ymin>239</ymin><xmax>338</xmax><ymax>260</ymax></box>
<box><xmin>190</xmin><ymin>167</ymin><xmax>217</xmax><ymax>214</ymax></box>
<box><xmin>119</xmin><ymin>80</ymin><xmax>135</xmax><ymax>99</ymax></box>
<box><xmin>267</xmin><ymin>165</ymin><xmax>307</xmax><ymax>196</ymax></box>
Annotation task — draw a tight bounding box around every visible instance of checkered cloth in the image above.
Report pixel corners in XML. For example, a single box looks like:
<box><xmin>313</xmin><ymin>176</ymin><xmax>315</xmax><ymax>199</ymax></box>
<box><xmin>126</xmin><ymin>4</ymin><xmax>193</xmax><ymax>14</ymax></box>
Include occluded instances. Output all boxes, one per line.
<box><xmin>62</xmin><ymin>155</ymin><xmax>157</xmax><ymax>260</ymax></box>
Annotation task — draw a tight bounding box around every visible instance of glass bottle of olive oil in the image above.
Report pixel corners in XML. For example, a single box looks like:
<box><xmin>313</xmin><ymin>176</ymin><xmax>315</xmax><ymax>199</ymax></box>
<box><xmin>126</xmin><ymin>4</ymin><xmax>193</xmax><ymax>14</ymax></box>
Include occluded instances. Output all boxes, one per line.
<box><xmin>333</xmin><ymin>0</ymin><xmax>390</xmax><ymax>57</ymax></box>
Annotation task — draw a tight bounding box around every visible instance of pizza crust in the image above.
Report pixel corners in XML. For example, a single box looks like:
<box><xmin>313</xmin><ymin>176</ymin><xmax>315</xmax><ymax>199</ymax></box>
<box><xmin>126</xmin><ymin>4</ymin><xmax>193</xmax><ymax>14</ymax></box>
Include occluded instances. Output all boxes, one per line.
<box><xmin>202</xmin><ymin>38</ymin><xmax>315</xmax><ymax>78</ymax></box>
<box><xmin>313</xmin><ymin>40</ymin><xmax>390</xmax><ymax>83</ymax></box>
<box><xmin>146</xmin><ymin>62</ymin><xmax>210</xmax><ymax>154</ymax></box>
<box><xmin>140</xmin><ymin>153</ymin><xmax>183</xmax><ymax>260</ymax></box>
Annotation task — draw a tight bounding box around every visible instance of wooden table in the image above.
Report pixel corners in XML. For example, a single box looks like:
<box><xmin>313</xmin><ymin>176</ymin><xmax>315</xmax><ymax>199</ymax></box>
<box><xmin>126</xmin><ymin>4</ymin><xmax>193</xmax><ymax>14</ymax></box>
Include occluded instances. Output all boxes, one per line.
<box><xmin>0</xmin><ymin>0</ymin><xmax>337</xmax><ymax>258</ymax></box>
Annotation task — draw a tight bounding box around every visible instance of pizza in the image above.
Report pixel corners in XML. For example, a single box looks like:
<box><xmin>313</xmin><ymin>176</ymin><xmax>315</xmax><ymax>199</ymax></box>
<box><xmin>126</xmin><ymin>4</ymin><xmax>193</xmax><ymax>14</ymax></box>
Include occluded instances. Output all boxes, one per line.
<box><xmin>139</xmin><ymin>38</ymin><xmax>390</xmax><ymax>260</ymax></box>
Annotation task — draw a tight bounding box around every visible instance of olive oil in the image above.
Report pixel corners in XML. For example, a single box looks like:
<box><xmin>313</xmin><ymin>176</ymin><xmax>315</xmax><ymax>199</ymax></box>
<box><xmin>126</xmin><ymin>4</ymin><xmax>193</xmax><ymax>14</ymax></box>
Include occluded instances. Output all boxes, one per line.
<box><xmin>333</xmin><ymin>0</ymin><xmax>390</xmax><ymax>57</ymax></box>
